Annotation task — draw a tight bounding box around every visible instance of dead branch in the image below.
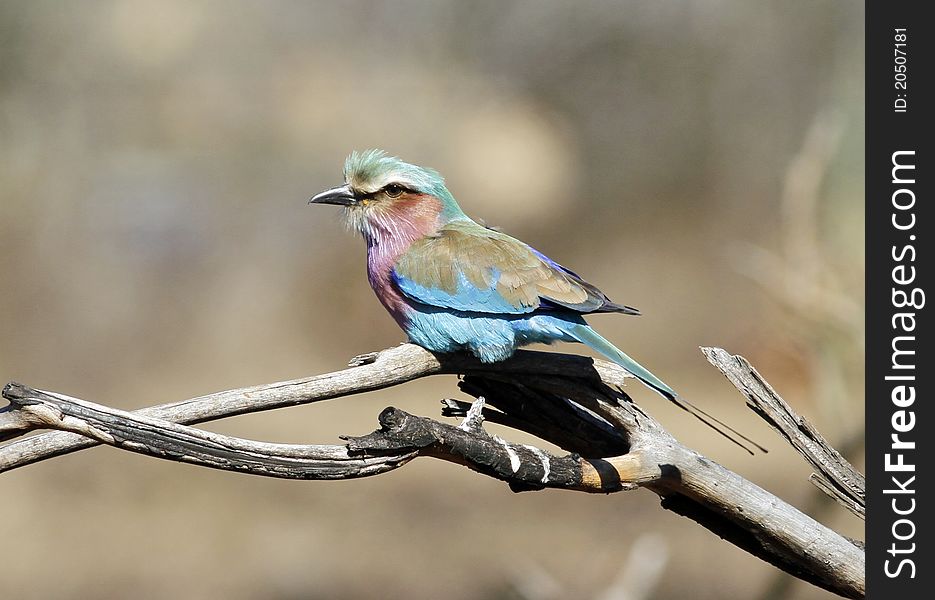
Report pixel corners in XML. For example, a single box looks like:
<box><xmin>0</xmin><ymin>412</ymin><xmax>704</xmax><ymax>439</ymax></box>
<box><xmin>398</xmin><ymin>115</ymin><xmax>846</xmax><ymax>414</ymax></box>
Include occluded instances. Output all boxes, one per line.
<box><xmin>1</xmin><ymin>382</ymin><xmax>417</xmax><ymax>480</ymax></box>
<box><xmin>702</xmin><ymin>347</ymin><xmax>865</xmax><ymax>519</ymax></box>
<box><xmin>0</xmin><ymin>345</ymin><xmax>620</xmax><ymax>470</ymax></box>
<box><xmin>1</xmin><ymin>344</ymin><xmax>864</xmax><ymax>598</ymax></box>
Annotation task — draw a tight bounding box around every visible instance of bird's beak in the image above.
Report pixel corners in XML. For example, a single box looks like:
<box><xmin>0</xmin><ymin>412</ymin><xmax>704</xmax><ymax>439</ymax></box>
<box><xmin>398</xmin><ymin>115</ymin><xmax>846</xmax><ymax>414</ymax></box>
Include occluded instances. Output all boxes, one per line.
<box><xmin>308</xmin><ymin>184</ymin><xmax>358</xmax><ymax>206</ymax></box>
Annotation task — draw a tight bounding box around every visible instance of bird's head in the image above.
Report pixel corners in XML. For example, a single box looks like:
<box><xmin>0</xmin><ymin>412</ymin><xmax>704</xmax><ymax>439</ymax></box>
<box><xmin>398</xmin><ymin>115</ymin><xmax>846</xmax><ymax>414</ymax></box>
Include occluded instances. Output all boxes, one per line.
<box><xmin>309</xmin><ymin>150</ymin><xmax>467</xmax><ymax>244</ymax></box>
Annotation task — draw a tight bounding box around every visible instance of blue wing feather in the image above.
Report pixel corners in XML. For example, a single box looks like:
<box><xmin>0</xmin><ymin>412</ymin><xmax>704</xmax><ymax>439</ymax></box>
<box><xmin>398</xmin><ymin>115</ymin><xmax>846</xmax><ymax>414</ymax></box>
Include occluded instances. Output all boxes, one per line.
<box><xmin>392</xmin><ymin>268</ymin><xmax>537</xmax><ymax>314</ymax></box>
<box><xmin>392</xmin><ymin>221</ymin><xmax>636</xmax><ymax>316</ymax></box>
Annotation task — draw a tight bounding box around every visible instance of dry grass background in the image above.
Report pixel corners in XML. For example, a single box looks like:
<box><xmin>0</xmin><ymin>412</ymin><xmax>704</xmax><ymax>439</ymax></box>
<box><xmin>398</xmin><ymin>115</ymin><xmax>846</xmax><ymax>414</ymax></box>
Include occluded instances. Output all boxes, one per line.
<box><xmin>1</xmin><ymin>1</ymin><xmax>863</xmax><ymax>598</ymax></box>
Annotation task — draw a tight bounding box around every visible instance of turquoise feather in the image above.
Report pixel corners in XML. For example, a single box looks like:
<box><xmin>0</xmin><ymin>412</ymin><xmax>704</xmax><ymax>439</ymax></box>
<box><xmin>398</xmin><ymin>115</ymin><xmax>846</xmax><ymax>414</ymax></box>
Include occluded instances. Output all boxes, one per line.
<box><xmin>561</xmin><ymin>323</ymin><xmax>676</xmax><ymax>398</ymax></box>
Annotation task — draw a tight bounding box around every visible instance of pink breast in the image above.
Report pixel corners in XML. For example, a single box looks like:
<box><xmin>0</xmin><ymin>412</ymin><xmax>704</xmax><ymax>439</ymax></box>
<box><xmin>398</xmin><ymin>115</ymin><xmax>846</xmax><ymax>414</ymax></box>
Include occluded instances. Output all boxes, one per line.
<box><xmin>368</xmin><ymin>252</ymin><xmax>411</xmax><ymax>327</ymax></box>
<box><xmin>362</xmin><ymin>193</ymin><xmax>443</xmax><ymax>328</ymax></box>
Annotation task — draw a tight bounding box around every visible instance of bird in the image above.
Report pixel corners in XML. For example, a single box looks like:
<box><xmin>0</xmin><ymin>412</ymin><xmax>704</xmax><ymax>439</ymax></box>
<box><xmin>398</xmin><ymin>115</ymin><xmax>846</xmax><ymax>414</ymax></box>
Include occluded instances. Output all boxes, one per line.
<box><xmin>309</xmin><ymin>149</ymin><xmax>761</xmax><ymax>452</ymax></box>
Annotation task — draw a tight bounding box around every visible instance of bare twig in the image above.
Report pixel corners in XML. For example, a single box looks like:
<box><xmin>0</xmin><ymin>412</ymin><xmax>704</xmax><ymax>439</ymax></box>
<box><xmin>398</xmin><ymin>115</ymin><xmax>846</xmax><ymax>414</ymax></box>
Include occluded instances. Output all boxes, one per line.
<box><xmin>701</xmin><ymin>347</ymin><xmax>865</xmax><ymax>519</ymax></box>
<box><xmin>2</xmin><ymin>382</ymin><xmax>416</xmax><ymax>480</ymax></box>
<box><xmin>0</xmin><ymin>345</ymin><xmax>625</xmax><ymax>472</ymax></box>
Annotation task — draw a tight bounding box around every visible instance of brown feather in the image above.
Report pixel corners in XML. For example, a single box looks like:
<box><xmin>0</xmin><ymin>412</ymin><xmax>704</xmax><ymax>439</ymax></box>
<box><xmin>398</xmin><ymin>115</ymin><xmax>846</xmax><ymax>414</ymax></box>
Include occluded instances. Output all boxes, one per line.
<box><xmin>396</xmin><ymin>221</ymin><xmax>617</xmax><ymax>313</ymax></box>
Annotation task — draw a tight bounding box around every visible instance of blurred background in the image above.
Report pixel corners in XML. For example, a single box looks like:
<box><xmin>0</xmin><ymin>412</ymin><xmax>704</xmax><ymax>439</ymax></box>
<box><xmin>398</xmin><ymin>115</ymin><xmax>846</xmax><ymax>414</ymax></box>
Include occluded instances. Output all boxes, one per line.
<box><xmin>1</xmin><ymin>1</ymin><xmax>863</xmax><ymax>598</ymax></box>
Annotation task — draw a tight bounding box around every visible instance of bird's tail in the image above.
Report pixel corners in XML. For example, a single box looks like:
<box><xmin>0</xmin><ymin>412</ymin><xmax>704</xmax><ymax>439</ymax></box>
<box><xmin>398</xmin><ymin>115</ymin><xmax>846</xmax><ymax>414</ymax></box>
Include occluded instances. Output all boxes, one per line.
<box><xmin>563</xmin><ymin>323</ymin><xmax>766</xmax><ymax>454</ymax></box>
<box><xmin>565</xmin><ymin>323</ymin><xmax>676</xmax><ymax>399</ymax></box>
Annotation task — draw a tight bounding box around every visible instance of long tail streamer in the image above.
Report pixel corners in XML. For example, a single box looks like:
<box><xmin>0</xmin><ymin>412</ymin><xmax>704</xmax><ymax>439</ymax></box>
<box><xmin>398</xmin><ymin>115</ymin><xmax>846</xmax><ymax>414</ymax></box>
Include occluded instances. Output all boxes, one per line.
<box><xmin>565</xmin><ymin>324</ymin><xmax>767</xmax><ymax>455</ymax></box>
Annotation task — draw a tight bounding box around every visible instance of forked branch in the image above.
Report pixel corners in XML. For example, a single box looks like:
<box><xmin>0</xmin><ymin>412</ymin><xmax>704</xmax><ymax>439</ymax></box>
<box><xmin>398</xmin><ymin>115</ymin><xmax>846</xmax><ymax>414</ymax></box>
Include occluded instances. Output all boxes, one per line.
<box><xmin>702</xmin><ymin>347</ymin><xmax>865</xmax><ymax>519</ymax></box>
<box><xmin>0</xmin><ymin>344</ymin><xmax>864</xmax><ymax>598</ymax></box>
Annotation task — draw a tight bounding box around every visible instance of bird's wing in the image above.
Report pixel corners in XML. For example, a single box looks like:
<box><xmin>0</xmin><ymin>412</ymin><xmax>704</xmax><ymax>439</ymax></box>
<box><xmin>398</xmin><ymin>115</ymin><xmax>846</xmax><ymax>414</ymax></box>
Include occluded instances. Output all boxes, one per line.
<box><xmin>393</xmin><ymin>221</ymin><xmax>636</xmax><ymax>315</ymax></box>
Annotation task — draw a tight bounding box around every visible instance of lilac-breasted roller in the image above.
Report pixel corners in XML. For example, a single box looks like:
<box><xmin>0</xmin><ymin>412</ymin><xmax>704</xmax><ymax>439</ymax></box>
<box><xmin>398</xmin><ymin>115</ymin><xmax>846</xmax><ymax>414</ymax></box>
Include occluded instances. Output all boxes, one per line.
<box><xmin>310</xmin><ymin>150</ymin><xmax>758</xmax><ymax>450</ymax></box>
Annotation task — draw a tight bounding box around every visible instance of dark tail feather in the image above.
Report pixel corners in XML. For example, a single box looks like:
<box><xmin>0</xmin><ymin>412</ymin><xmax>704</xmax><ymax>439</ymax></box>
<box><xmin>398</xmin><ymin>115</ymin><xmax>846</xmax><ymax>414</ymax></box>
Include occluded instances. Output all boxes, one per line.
<box><xmin>564</xmin><ymin>324</ymin><xmax>766</xmax><ymax>454</ymax></box>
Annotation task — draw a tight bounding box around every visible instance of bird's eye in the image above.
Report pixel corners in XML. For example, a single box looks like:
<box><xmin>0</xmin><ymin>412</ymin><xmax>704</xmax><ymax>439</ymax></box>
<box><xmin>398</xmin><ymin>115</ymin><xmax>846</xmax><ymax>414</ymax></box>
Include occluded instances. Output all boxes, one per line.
<box><xmin>384</xmin><ymin>184</ymin><xmax>404</xmax><ymax>198</ymax></box>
